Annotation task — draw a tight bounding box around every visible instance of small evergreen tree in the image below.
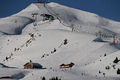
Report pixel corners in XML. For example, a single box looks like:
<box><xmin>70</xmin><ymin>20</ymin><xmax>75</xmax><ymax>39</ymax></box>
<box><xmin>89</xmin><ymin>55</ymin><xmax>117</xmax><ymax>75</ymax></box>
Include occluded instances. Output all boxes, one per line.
<box><xmin>117</xmin><ymin>68</ymin><xmax>120</xmax><ymax>74</ymax></box>
<box><xmin>6</xmin><ymin>57</ymin><xmax>8</xmax><ymax>61</ymax></box>
<box><xmin>112</xmin><ymin>65</ymin><xmax>116</xmax><ymax>69</ymax></box>
<box><xmin>54</xmin><ymin>48</ymin><xmax>56</xmax><ymax>52</ymax></box>
<box><xmin>104</xmin><ymin>53</ymin><xmax>106</xmax><ymax>57</ymax></box>
<box><xmin>99</xmin><ymin>70</ymin><xmax>101</xmax><ymax>74</ymax></box>
<box><xmin>113</xmin><ymin>57</ymin><xmax>119</xmax><ymax>64</ymax></box>
<box><xmin>55</xmin><ymin>77</ymin><xmax>58</xmax><ymax>80</ymax></box>
<box><xmin>105</xmin><ymin>66</ymin><xmax>110</xmax><ymax>70</ymax></box>
<box><xmin>42</xmin><ymin>76</ymin><xmax>46</xmax><ymax>80</ymax></box>
<box><xmin>64</xmin><ymin>39</ymin><xmax>68</xmax><ymax>45</ymax></box>
<box><xmin>103</xmin><ymin>73</ymin><xmax>105</xmax><ymax>77</ymax></box>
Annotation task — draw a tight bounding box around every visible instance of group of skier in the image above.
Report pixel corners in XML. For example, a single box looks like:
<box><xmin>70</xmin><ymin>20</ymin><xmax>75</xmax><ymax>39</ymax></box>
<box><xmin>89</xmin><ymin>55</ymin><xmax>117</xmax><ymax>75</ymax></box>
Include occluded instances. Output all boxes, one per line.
<box><xmin>96</xmin><ymin>31</ymin><xmax>120</xmax><ymax>45</ymax></box>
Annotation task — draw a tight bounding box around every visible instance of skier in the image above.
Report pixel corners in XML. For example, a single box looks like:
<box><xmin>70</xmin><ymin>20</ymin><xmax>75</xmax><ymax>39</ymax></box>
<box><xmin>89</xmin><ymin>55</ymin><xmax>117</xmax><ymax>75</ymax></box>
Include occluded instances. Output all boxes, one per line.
<box><xmin>64</xmin><ymin>39</ymin><xmax>68</xmax><ymax>45</ymax></box>
<box><xmin>112</xmin><ymin>34</ymin><xmax>116</xmax><ymax>45</ymax></box>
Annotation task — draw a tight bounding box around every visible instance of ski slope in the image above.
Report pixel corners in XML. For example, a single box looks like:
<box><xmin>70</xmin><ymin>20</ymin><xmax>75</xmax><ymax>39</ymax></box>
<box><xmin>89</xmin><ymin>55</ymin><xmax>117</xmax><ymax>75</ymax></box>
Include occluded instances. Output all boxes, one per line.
<box><xmin>0</xmin><ymin>2</ymin><xmax>120</xmax><ymax>80</ymax></box>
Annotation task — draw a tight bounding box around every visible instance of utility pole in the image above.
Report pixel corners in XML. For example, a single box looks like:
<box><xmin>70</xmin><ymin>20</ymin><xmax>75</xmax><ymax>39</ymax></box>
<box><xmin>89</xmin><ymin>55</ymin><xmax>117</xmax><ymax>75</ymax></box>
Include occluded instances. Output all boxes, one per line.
<box><xmin>32</xmin><ymin>13</ymin><xmax>38</xmax><ymax>26</ymax></box>
<box><xmin>98</xmin><ymin>31</ymin><xmax>102</xmax><ymax>40</ymax></box>
<box><xmin>71</xmin><ymin>24</ymin><xmax>74</xmax><ymax>32</ymax></box>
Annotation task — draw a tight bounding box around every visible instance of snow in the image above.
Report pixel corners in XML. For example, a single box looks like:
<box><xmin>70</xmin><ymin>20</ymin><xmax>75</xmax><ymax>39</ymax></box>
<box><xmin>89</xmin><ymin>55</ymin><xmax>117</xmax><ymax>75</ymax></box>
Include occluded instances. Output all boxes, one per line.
<box><xmin>0</xmin><ymin>2</ymin><xmax>120</xmax><ymax>80</ymax></box>
<box><xmin>0</xmin><ymin>16</ymin><xmax>33</xmax><ymax>34</ymax></box>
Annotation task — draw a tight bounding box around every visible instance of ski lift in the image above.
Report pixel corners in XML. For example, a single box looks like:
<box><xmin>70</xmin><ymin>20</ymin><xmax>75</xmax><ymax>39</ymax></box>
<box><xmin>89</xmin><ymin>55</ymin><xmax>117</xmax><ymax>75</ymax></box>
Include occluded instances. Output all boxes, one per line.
<box><xmin>32</xmin><ymin>13</ymin><xmax>38</xmax><ymax>26</ymax></box>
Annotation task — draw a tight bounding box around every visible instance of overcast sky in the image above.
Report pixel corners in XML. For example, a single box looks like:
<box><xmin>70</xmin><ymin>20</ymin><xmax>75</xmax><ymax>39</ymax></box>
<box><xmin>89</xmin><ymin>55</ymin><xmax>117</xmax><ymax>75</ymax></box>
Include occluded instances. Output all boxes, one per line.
<box><xmin>0</xmin><ymin>0</ymin><xmax>120</xmax><ymax>21</ymax></box>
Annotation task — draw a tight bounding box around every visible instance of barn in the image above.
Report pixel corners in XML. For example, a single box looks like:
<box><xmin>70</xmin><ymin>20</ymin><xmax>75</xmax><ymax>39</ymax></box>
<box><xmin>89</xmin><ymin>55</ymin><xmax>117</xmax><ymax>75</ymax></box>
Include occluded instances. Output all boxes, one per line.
<box><xmin>24</xmin><ymin>62</ymin><xmax>43</xmax><ymax>69</ymax></box>
<box><xmin>59</xmin><ymin>62</ymin><xmax>75</xmax><ymax>69</ymax></box>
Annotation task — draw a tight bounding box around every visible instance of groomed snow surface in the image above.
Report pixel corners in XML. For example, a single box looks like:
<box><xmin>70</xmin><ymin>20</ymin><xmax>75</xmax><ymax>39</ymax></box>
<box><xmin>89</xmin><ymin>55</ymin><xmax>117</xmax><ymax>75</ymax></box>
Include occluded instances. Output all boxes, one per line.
<box><xmin>0</xmin><ymin>2</ymin><xmax>120</xmax><ymax>80</ymax></box>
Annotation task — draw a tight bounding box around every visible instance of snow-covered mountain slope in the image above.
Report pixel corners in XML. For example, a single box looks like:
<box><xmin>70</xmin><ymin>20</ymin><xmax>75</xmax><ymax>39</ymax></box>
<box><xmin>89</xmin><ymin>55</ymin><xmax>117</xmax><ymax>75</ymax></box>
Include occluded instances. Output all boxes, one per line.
<box><xmin>46</xmin><ymin>3</ymin><xmax>120</xmax><ymax>34</ymax></box>
<box><xmin>0</xmin><ymin>2</ymin><xmax>120</xmax><ymax>80</ymax></box>
<box><xmin>0</xmin><ymin>16</ymin><xmax>33</xmax><ymax>35</ymax></box>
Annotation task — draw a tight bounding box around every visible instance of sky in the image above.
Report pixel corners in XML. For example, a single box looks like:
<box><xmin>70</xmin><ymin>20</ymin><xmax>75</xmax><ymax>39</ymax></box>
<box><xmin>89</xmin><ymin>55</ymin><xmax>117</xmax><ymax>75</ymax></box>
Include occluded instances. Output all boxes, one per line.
<box><xmin>0</xmin><ymin>0</ymin><xmax>120</xmax><ymax>21</ymax></box>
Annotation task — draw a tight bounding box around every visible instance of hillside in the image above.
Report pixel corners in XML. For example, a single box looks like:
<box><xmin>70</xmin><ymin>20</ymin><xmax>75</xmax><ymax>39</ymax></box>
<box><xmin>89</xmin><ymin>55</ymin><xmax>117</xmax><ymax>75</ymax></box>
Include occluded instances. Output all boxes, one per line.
<box><xmin>0</xmin><ymin>2</ymin><xmax>120</xmax><ymax>80</ymax></box>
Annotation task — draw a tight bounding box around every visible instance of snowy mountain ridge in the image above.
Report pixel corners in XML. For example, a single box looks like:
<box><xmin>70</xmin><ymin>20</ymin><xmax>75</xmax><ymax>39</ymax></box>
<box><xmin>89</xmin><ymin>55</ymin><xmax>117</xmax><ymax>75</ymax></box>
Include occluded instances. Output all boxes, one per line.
<box><xmin>0</xmin><ymin>2</ymin><xmax>120</xmax><ymax>80</ymax></box>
